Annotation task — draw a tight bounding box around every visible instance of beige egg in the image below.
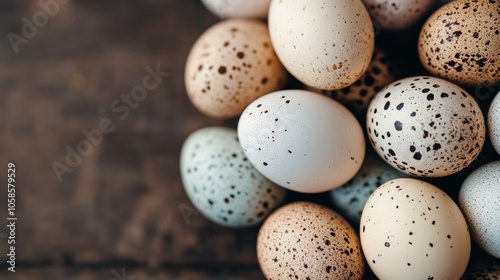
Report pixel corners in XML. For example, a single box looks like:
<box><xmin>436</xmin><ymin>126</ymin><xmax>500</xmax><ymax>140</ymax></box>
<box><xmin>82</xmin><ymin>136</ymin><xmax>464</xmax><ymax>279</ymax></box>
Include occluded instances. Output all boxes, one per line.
<box><xmin>185</xmin><ymin>19</ymin><xmax>287</xmax><ymax>119</ymax></box>
<box><xmin>257</xmin><ymin>202</ymin><xmax>365</xmax><ymax>279</ymax></box>
<box><xmin>418</xmin><ymin>0</ymin><xmax>500</xmax><ymax>87</ymax></box>
<box><xmin>268</xmin><ymin>0</ymin><xmax>374</xmax><ymax>90</ymax></box>
<box><xmin>307</xmin><ymin>49</ymin><xmax>397</xmax><ymax>114</ymax></box>
<box><xmin>362</xmin><ymin>0</ymin><xmax>434</xmax><ymax>31</ymax></box>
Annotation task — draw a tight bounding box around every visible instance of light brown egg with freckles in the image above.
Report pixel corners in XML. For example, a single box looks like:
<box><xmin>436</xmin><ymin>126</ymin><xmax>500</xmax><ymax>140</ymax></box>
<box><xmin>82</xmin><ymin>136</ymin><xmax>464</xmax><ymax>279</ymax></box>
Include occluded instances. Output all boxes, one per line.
<box><xmin>185</xmin><ymin>18</ymin><xmax>287</xmax><ymax>119</ymax></box>
<box><xmin>257</xmin><ymin>202</ymin><xmax>364</xmax><ymax>280</ymax></box>
<box><xmin>418</xmin><ymin>0</ymin><xmax>500</xmax><ymax>87</ymax></box>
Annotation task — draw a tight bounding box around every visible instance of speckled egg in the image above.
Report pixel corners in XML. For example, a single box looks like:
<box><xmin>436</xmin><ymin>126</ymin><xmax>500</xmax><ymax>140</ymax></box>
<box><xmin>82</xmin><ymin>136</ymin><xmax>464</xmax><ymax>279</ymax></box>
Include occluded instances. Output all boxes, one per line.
<box><xmin>201</xmin><ymin>0</ymin><xmax>271</xmax><ymax>19</ymax></box>
<box><xmin>238</xmin><ymin>90</ymin><xmax>365</xmax><ymax>193</ymax></box>
<box><xmin>360</xmin><ymin>178</ymin><xmax>471</xmax><ymax>280</ymax></box>
<box><xmin>362</xmin><ymin>0</ymin><xmax>434</xmax><ymax>31</ymax></box>
<box><xmin>459</xmin><ymin>161</ymin><xmax>500</xmax><ymax>258</ymax></box>
<box><xmin>268</xmin><ymin>0</ymin><xmax>374</xmax><ymax>90</ymax></box>
<box><xmin>418</xmin><ymin>0</ymin><xmax>500</xmax><ymax>87</ymax></box>
<box><xmin>257</xmin><ymin>202</ymin><xmax>365</xmax><ymax>279</ymax></box>
<box><xmin>307</xmin><ymin>49</ymin><xmax>397</xmax><ymax>114</ymax></box>
<box><xmin>330</xmin><ymin>152</ymin><xmax>408</xmax><ymax>225</ymax></box>
<box><xmin>488</xmin><ymin>91</ymin><xmax>500</xmax><ymax>155</ymax></box>
<box><xmin>367</xmin><ymin>76</ymin><xmax>486</xmax><ymax>177</ymax></box>
<box><xmin>180</xmin><ymin>127</ymin><xmax>287</xmax><ymax>227</ymax></box>
<box><xmin>185</xmin><ymin>18</ymin><xmax>287</xmax><ymax>119</ymax></box>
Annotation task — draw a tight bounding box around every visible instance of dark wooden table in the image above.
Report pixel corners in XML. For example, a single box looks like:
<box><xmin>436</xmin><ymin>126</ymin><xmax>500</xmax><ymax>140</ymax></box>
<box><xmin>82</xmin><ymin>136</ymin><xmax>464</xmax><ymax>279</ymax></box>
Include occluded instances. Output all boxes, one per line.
<box><xmin>0</xmin><ymin>1</ymin><xmax>498</xmax><ymax>279</ymax></box>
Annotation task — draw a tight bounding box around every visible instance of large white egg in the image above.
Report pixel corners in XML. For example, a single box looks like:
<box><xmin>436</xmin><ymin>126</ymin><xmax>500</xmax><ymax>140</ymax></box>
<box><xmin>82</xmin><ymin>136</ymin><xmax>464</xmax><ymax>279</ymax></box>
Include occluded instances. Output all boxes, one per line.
<box><xmin>268</xmin><ymin>0</ymin><xmax>374</xmax><ymax>90</ymax></box>
<box><xmin>238</xmin><ymin>90</ymin><xmax>365</xmax><ymax>193</ymax></box>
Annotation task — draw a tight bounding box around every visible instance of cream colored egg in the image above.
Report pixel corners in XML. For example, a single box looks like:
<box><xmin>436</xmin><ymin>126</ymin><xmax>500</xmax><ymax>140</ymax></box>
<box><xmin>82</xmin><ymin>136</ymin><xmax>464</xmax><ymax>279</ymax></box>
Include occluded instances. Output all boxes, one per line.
<box><xmin>257</xmin><ymin>202</ymin><xmax>365</xmax><ymax>279</ymax></box>
<box><xmin>360</xmin><ymin>178</ymin><xmax>471</xmax><ymax>280</ymax></box>
<box><xmin>268</xmin><ymin>0</ymin><xmax>374</xmax><ymax>90</ymax></box>
<box><xmin>418</xmin><ymin>0</ymin><xmax>500</xmax><ymax>87</ymax></box>
<box><xmin>362</xmin><ymin>0</ymin><xmax>434</xmax><ymax>31</ymax></box>
<box><xmin>185</xmin><ymin>19</ymin><xmax>287</xmax><ymax>119</ymax></box>
<box><xmin>201</xmin><ymin>0</ymin><xmax>271</xmax><ymax>19</ymax></box>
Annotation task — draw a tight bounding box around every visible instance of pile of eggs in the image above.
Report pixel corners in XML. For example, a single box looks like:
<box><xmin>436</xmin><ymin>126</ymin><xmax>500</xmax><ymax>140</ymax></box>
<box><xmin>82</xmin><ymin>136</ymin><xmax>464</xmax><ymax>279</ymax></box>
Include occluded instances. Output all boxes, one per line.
<box><xmin>180</xmin><ymin>0</ymin><xmax>500</xmax><ymax>279</ymax></box>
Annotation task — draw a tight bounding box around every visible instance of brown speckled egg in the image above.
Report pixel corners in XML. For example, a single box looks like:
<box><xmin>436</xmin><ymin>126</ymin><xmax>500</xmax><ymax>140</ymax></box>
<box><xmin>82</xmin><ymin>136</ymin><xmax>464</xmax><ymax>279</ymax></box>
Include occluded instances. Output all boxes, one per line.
<box><xmin>360</xmin><ymin>178</ymin><xmax>471</xmax><ymax>280</ymax></box>
<box><xmin>257</xmin><ymin>202</ymin><xmax>364</xmax><ymax>280</ymax></box>
<box><xmin>418</xmin><ymin>0</ymin><xmax>500</xmax><ymax>87</ymax></box>
<box><xmin>362</xmin><ymin>0</ymin><xmax>434</xmax><ymax>31</ymax></box>
<box><xmin>367</xmin><ymin>76</ymin><xmax>486</xmax><ymax>177</ymax></box>
<box><xmin>185</xmin><ymin>18</ymin><xmax>287</xmax><ymax>119</ymax></box>
<box><xmin>307</xmin><ymin>49</ymin><xmax>397</xmax><ymax>114</ymax></box>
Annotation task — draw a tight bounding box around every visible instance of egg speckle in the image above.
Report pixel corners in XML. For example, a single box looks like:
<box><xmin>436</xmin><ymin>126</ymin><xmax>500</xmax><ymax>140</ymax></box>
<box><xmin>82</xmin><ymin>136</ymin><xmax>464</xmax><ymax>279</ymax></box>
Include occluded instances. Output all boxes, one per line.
<box><xmin>185</xmin><ymin>18</ymin><xmax>287</xmax><ymax>119</ymax></box>
<box><xmin>488</xmin><ymin>91</ymin><xmax>500</xmax><ymax>156</ymax></box>
<box><xmin>257</xmin><ymin>202</ymin><xmax>365</xmax><ymax>279</ymax></box>
<box><xmin>367</xmin><ymin>76</ymin><xmax>486</xmax><ymax>177</ymax></box>
<box><xmin>360</xmin><ymin>178</ymin><xmax>471</xmax><ymax>280</ymax></box>
<box><xmin>180</xmin><ymin>127</ymin><xmax>287</xmax><ymax>227</ymax></box>
<box><xmin>418</xmin><ymin>0</ymin><xmax>500</xmax><ymax>87</ymax></box>
<box><xmin>459</xmin><ymin>161</ymin><xmax>500</xmax><ymax>259</ymax></box>
<box><xmin>238</xmin><ymin>90</ymin><xmax>365</xmax><ymax>193</ymax></box>
<box><xmin>362</xmin><ymin>0</ymin><xmax>434</xmax><ymax>30</ymax></box>
<box><xmin>268</xmin><ymin>0</ymin><xmax>374</xmax><ymax>90</ymax></box>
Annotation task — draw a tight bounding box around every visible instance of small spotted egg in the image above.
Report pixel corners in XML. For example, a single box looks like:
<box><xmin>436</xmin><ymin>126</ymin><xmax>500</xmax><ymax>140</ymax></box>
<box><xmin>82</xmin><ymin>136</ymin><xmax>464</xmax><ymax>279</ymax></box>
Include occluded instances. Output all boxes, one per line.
<box><xmin>238</xmin><ymin>90</ymin><xmax>365</xmax><ymax>193</ymax></box>
<box><xmin>464</xmin><ymin>255</ymin><xmax>500</xmax><ymax>279</ymax></box>
<box><xmin>488</xmin><ymin>91</ymin><xmax>500</xmax><ymax>155</ymax></box>
<box><xmin>307</xmin><ymin>49</ymin><xmax>397</xmax><ymax>115</ymax></box>
<box><xmin>330</xmin><ymin>152</ymin><xmax>408</xmax><ymax>225</ymax></box>
<box><xmin>180</xmin><ymin>127</ymin><xmax>287</xmax><ymax>227</ymax></box>
<box><xmin>366</xmin><ymin>76</ymin><xmax>486</xmax><ymax>177</ymax></box>
<box><xmin>362</xmin><ymin>0</ymin><xmax>434</xmax><ymax>31</ymax></box>
<box><xmin>418</xmin><ymin>0</ymin><xmax>500</xmax><ymax>87</ymax></box>
<box><xmin>459</xmin><ymin>161</ymin><xmax>500</xmax><ymax>259</ymax></box>
<box><xmin>360</xmin><ymin>178</ymin><xmax>471</xmax><ymax>280</ymax></box>
<box><xmin>200</xmin><ymin>0</ymin><xmax>271</xmax><ymax>19</ymax></box>
<box><xmin>185</xmin><ymin>18</ymin><xmax>287</xmax><ymax>119</ymax></box>
<box><xmin>257</xmin><ymin>202</ymin><xmax>365</xmax><ymax>280</ymax></box>
<box><xmin>268</xmin><ymin>0</ymin><xmax>374</xmax><ymax>90</ymax></box>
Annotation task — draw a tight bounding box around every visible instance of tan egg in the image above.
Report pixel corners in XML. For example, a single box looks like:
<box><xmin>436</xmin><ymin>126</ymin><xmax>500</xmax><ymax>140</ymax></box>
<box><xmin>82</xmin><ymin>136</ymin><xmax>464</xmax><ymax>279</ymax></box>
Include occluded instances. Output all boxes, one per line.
<box><xmin>307</xmin><ymin>49</ymin><xmax>397</xmax><ymax>115</ymax></box>
<box><xmin>362</xmin><ymin>0</ymin><xmax>434</xmax><ymax>31</ymax></box>
<box><xmin>257</xmin><ymin>202</ymin><xmax>365</xmax><ymax>279</ymax></box>
<box><xmin>268</xmin><ymin>0</ymin><xmax>374</xmax><ymax>90</ymax></box>
<box><xmin>185</xmin><ymin>19</ymin><xmax>287</xmax><ymax>119</ymax></box>
<box><xmin>418</xmin><ymin>0</ymin><xmax>500</xmax><ymax>87</ymax></box>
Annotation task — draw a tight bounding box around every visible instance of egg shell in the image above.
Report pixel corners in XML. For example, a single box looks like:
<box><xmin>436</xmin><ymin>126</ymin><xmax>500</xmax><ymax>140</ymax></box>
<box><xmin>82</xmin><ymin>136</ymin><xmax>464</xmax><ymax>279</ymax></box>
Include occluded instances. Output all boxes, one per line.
<box><xmin>200</xmin><ymin>0</ymin><xmax>271</xmax><ymax>19</ymax></box>
<box><xmin>330</xmin><ymin>152</ymin><xmax>408</xmax><ymax>225</ymax></box>
<box><xmin>180</xmin><ymin>127</ymin><xmax>287</xmax><ymax>227</ymax></box>
<box><xmin>488</xmin><ymin>91</ymin><xmax>500</xmax><ymax>155</ymax></box>
<box><xmin>418</xmin><ymin>0</ymin><xmax>500</xmax><ymax>87</ymax></box>
<box><xmin>307</xmin><ymin>49</ymin><xmax>397</xmax><ymax>115</ymax></box>
<box><xmin>360</xmin><ymin>178</ymin><xmax>471</xmax><ymax>280</ymax></box>
<box><xmin>257</xmin><ymin>201</ymin><xmax>365</xmax><ymax>280</ymax></box>
<box><xmin>367</xmin><ymin>76</ymin><xmax>486</xmax><ymax>177</ymax></box>
<box><xmin>268</xmin><ymin>0</ymin><xmax>374</xmax><ymax>90</ymax></box>
<box><xmin>238</xmin><ymin>90</ymin><xmax>365</xmax><ymax>193</ymax></box>
<box><xmin>459</xmin><ymin>161</ymin><xmax>500</xmax><ymax>258</ymax></box>
<box><xmin>185</xmin><ymin>18</ymin><xmax>287</xmax><ymax>119</ymax></box>
<box><xmin>362</xmin><ymin>0</ymin><xmax>434</xmax><ymax>31</ymax></box>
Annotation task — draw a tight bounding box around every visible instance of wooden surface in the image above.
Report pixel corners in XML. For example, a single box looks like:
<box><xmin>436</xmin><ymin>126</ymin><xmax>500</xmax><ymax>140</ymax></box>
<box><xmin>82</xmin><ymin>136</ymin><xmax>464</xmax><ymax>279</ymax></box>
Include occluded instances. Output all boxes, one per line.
<box><xmin>0</xmin><ymin>1</ymin><xmax>498</xmax><ymax>279</ymax></box>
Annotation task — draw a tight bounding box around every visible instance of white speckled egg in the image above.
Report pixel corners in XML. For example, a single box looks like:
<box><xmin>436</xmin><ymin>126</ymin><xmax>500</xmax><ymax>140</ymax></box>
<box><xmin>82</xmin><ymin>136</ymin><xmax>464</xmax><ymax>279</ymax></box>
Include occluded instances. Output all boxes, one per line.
<box><xmin>185</xmin><ymin>18</ymin><xmax>287</xmax><ymax>119</ymax></box>
<box><xmin>268</xmin><ymin>0</ymin><xmax>374</xmax><ymax>90</ymax></box>
<box><xmin>330</xmin><ymin>152</ymin><xmax>408</xmax><ymax>225</ymax></box>
<box><xmin>418</xmin><ymin>0</ymin><xmax>500</xmax><ymax>87</ymax></box>
<box><xmin>488</xmin><ymin>91</ymin><xmax>500</xmax><ymax>156</ymax></box>
<box><xmin>238</xmin><ymin>90</ymin><xmax>365</xmax><ymax>193</ymax></box>
<box><xmin>360</xmin><ymin>178</ymin><xmax>471</xmax><ymax>280</ymax></box>
<box><xmin>459</xmin><ymin>161</ymin><xmax>500</xmax><ymax>259</ymax></box>
<box><xmin>201</xmin><ymin>0</ymin><xmax>271</xmax><ymax>19</ymax></box>
<box><xmin>180</xmin><ymin>127</ymin><xmax>287</xmax><ymax>227</ymax></box>
<box><xmin>367</xmin><ymin>76</ymin><xmax>486</xmax><ymax>177</ymax></box>
<box><xmin>257</xmin><ymin>202</ymin><xmax>365</xmax><ymax>279</ymax></box>
<box><xmin>307</xmin><ymin>49</ymin><xmax>397</xmax><ymax>114</ymax></box>
<box><xmin>362</xmin><ymin>0</ymin><xmax>434</xmax><ymax>31</ymax></box>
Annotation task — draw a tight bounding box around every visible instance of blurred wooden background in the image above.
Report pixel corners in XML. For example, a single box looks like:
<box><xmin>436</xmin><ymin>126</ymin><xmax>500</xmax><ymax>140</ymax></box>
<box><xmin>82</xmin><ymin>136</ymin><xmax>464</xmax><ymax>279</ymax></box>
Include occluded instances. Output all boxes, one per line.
<box><xmin>0</xmin><ymin>0</ymin><xmax>498</xmax><ymax>279</ymax></box>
